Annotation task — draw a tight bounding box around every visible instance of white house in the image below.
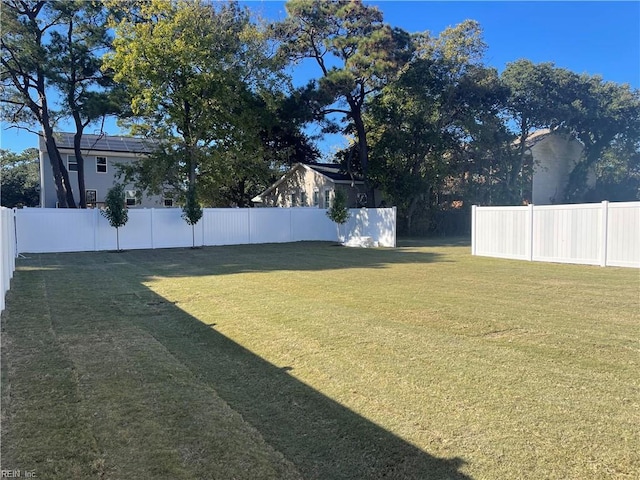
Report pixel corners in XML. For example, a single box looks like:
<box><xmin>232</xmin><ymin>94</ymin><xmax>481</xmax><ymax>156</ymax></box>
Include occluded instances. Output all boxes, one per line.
<box><xmin>252</xmin><ymin>162</ymin><xmax>373</xmax><ymax>208</ymax></box>
<box><xmin>39</xmin><ymin>133</ymin><xmax>172</xmax><ymax>208</ymax></box>
<box><xmin>527</xmin><ymin>129</ymin><xmax>594</xmax><ymax>205</ymax></box>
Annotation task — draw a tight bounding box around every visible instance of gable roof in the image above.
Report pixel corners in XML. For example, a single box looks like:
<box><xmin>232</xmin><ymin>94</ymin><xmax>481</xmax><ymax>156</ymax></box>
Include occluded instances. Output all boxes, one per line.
<box><xmin>252</xmin><ymin>162</ymin><xmax>364</xmax><ymax>203</ymax></box>
<box><xmin>41</xmin><ymin>132</ymin><xmax>152</xmax><ymax>154</ymax></box>
<box><xmin>304</xmin><ymin>162</ymin><xmax>364</xmax><ymax>183</ymax></box>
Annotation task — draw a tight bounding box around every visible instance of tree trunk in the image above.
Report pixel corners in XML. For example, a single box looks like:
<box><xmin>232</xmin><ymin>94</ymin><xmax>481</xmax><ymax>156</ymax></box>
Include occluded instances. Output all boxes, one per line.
<box><xmin>508</xmin><ymin>119</ymin><xmax>530</xmax><ymax>202</ymax></box>
<box><xmin>42</xmin><ymin>125</ymin><xmax>69</xmax><ymax>208</ymax></box>
<box><xmin>347</xmin><ymin>94</ymin><xmax>375</xmax><ymax>207</ymax></box>
<box><xmin>73</xmin><ymin>127</ymin><xmax>87</xmax><ymax>208</ymax></box>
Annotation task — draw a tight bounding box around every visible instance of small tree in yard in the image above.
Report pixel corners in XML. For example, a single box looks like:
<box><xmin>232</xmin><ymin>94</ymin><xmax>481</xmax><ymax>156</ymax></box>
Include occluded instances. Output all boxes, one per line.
<box><xmin>182</xmin><ymin>186</ymin><xmax>203</xmax><ymax>248</ymax></box>
<box><xmin>102</xmin><ymin>184</ymin><xmax>129</xmax><ymax>251</ymax></box>
<box><xmin>326</xmin><ymin>188</ymin><xmax>350</xmax><ymax>243</ymax></box>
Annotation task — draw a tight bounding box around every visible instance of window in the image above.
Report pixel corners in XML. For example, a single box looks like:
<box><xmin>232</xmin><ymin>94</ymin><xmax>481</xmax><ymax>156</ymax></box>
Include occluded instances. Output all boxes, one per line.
<box><xmin>324</xmin><ymin>189</ymin><xmax>333</xmax><ymax>208</ymax></box>
<box><xmin>290</xmin><ymin>192</ymin><xmax>297</xmax><ymax>206</ymax></box>
<box><xmin>300</xmin><ymin>192</ymin><xmax>307</xmax><ymax>206</ymax></box>
<box><xmin>313</xmin><ymin>190</ymin><xmax>320</xmax><ymax>207</ymax></box>
<box><xmin>85</xmin><ymin>189</ymin><xmax>97</xmax><ymax>206</ymax></box>
<box><xmin>96</xmin><ymin>156</ymin><xmax>107</xmax><ymax>173</ymax></box>
<box><xmin>163</xmin><ymin>198</ymin><xmax>174</xmax><ymax>207</ymax></box>
<box><xmin>125</xmin><ymin>190</ymin><xmax>137</xmax><ymax>206</ymax></box>
<box><xmin>68</xmin><ymin>155</ymin><xmax>78</xmax><ymax>172</ymax></box>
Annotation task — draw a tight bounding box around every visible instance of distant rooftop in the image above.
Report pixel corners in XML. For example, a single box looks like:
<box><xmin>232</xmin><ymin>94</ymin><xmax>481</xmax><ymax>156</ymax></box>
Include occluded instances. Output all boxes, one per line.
<box><xmin>42</xmin><ymin>133</ymin><xmax>152</xmax><ymax>154</ymax></box>
<box><xmin>305</xmin><ymin>162</ymin><xmax>364</xmax><ymax>183</ymax></box>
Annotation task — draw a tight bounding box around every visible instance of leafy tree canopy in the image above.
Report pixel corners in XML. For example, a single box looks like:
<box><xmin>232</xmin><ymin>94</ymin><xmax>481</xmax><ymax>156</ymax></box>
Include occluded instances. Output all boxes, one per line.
<box><xmin>106</xmin><ymin>0</ymin><xmax>296</xmax><ymax>206</ymax></box>
<box><xmin>277</xmin><ymin>0</ymin><xmax>413</xmax><ymax>202</ymax></box>
<box><xmin>1</xmin><ymin>148</ymin><xmax>40</xmax><ymax>207</ymax></box>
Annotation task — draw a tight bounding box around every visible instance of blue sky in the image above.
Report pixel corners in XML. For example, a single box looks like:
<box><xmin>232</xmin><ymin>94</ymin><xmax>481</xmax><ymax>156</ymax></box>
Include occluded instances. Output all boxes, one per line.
<box><xmin>2</xmin><ymin>1</ymin><xmax>639</xmax><ymax>155</ymax></box>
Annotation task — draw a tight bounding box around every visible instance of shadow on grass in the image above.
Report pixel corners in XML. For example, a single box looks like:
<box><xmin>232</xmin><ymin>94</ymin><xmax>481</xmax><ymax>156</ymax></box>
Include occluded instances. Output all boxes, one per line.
<box><xmin>5</xmin><ymin>248</ymin><xmax>472</xmax><ymax>479</ymax></box>
<box><xmin>397</xmin><ymin>236</ymin><xmax>471</xmax><ymax>248</ymax></box>
<box><xmin>98</xmin><ymin>241</ymin><xmax>450</xmax><ymax>279</ymax></box>
<box><xmin>129</xmin><ymin>286</ymin><xmax>472</xmax><ymax>479</ymax></box>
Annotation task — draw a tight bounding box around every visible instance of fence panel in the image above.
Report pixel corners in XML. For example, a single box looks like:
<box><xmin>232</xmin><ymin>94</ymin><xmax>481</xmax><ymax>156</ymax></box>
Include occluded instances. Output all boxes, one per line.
<box><xmin>1</xmin><ymin>207</ymin><xmax>17</xmax><ymax>312</ymax></box>
<box><xmin>203</xmin><ymin>209</ymin><xmax>250</xmax><ymax>246</ymax></box>
<box><xmin>532</xmin><ymin>204</ymin><xmax>602</xmax><ymax>265</ymax></box>
<box><xmin>16</xmin><ymin>208</ymin><xmax>96</xmax><ymax>253</ymax></box>
<box><xmin>15</xmin><ymin>207</ymin><xmax>396</xmax><ymax>254</ymax></box>
<box><xmin>472</xmin><ymin>206</ymin><xmax>529</xmax><ymax>260</ymax></box>
<box><xmin>607</xmin><ymin>202</ymin><xmax>640</xmax><ymax>268</ymax></box>
<box><xmin>344</xmin><ymin>208</ymin><xmax>397</xmax><ymax>247</ymax></box>
<box><xmin>472</xmin><ymin>201</ymin><xmax>640</xmax><ymax>268</ymax></box>
<box><xmin>291</xmin><ymin>208</ymin><xmax>336</xmax><ymax>241</ymax></box>
<box><xmin>248</xmin><ymin>209</ymin><xmax>294</xmax><ymax>244</ymax></box>
<box><xmin>151</xmin><ymin>208</ymin><xmax>198</xmax><ymax>248</ymax></box>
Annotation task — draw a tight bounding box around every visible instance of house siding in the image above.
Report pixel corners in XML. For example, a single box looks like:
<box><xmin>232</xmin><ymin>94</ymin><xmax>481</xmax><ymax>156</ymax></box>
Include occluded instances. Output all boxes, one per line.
<box><xmin>259</xmin><ymin>165</ymin><xmax>367</xmax><ymax>208</ymax></box>
<box><xmin>39</xmin><ymin>136</ymin><xmax>164</xmax><ymax>208</ymax></box>
<box><xmin>530</xmin><ymin>133</ymin><xmax>593</xmax><ymax>205</ymax></box>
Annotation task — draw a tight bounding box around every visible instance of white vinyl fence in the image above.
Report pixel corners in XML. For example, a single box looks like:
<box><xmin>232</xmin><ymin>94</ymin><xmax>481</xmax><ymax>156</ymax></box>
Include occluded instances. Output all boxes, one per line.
<box><xmin>1</xmin><ymin>207</ymin><xmax>17</xmax><ymax>312</ymax></box>
<box><xmin>471</xmin><ymin>201</ymin><xmax>640</xmax><ymax>268</ymax></box>
<box><xmin>15</xmin><ymin>207</ymin><xmax>396</xmax><ymax>254</ymax></box>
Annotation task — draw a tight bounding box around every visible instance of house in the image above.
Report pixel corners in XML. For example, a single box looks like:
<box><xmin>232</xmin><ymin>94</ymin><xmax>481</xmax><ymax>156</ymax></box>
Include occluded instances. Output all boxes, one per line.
<box><xmin>526</xmin><ymin>129</ymin><xmax>594</xmax><ymax>204</ymax></box>
<box><xmin>252</xmin><ymin>162</ymin><xmax>372</xmax><ymax>208</ymax></box>
<box><xmin>39</xmin><ymin>132</ymin><xmax>172</xmax><ymax>208</ymax></box>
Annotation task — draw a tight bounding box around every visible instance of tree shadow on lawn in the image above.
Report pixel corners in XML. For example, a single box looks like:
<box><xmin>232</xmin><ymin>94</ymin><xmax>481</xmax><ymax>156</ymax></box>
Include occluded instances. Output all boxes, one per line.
<box><xmin>129</xmin><ymin>287</ymin><xmax>472</xmax><ymax>479</ymax></box>
<box><xmin>9</xmin><ymin>247</ymin><xmax>471</xmax><ymax>478</ymax></box>
<box><xmin>397</xmin><ymin>237</ymin><xmax>471</xmax><ymax>248</ymax></box>
<box><xmin>108</xmin><ymin>241</ymin><xmax>450</xmax><ymax>278</ymax></box>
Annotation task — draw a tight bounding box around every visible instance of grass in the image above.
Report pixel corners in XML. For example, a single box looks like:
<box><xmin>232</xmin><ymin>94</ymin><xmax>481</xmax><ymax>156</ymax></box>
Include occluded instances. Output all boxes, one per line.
<box><xmin>1</xmin><ymin>239</ymin><xmax>638</xmax><ymax>479</ymax></box>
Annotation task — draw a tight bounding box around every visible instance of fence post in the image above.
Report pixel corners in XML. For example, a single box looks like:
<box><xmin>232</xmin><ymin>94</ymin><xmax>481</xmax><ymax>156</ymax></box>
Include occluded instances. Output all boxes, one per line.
<box><xmin>600</xmin><ymin>200</ymin><xmax>609</xmax><ymax>267</ymax></box>
<box><xmin>93</xmin><ymin>207</ymin><xmax>98</xmax><ymax>251</ymax></box>
<box><xmin>201</xmin><ymin>208</ymin><xmax>206</xmax><ymax>247</ymax></box>
<box><xmin>289</xmin><ymin>208</ymin><xmax>294</xmax><ymax>242</ymax></box>
<box><xmin>150</xmin><ymin>208</ymin><xmax>155</xmax><ymax>249</ymax></box>
<box><xmin>392</xmin><ymin>206</ymin><xmax>397</xmax><ymax>248</ymax></box>
<box><xmin>527</xmin><ymin>203</ymin><xmax>534</xmax><ymax>261</ymax></box>
<box><xmin>247</xmin><ymin>208</ymin><xmax>252</xmax><ymax>244</ymax></box>
<box><xmin>13</xmin><ymin>208</ymin><xmax>19</xmax><ymax>259</ymax></box>
<box><xmin>471</xmin><ymin>205</ymin><xmax>477</xmax><ymax>256</ymax></box>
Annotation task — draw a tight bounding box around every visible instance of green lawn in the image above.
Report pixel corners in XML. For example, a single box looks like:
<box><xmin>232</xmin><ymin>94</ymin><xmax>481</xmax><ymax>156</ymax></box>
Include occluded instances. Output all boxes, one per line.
<box><xmin>2</xmin><ymin>240</ymin><xmax>638</xmax><ymax>479</ymax></box>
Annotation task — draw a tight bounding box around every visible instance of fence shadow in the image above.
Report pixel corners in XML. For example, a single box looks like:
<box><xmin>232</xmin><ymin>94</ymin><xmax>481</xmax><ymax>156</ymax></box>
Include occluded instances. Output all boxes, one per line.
<box><xmin>102</xmin><ymin>241</ymin><xmax>450</xmax><ymax>279</ymax></box>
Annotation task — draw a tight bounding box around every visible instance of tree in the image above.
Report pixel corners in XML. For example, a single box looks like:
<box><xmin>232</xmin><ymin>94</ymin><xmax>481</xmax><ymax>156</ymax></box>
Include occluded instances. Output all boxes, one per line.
<box><xmin>326</xmin><ymin>188</ymin><xmax>349</xmax><ymax>241</ymax></box>
<box><xmin>500</xmin><ymin>60</ymin><xmax>568</xmax><ymax>200</ymax></box>
<box><xmin>181</xmin><ymin>185</ymin><xmax>203</xmax><ymax>248</ymax></box>
<box><xmin>0</xmin><ymin>148</ymin><xmax>40</xmax><ymax>207</ymax></box>
<box><xmin>501</xmin><ymin>61</ymin><xmax>640</xmax><ymax>203</ymax></box>
<box><xmin>105</xmin><ymin>0</ymin><xmax>283</xmax><ymax>206</ymax></box>
<box><xmin>366</xmin><ymin>21</ymin><xmax>506</xmax><ymax>233</ymax></box>
<box><xmin>278</xmin><ymin>0</ymin><xmax>413</xmax><ymax>205</ymax></box>
<box><xmin>586</xmin><ymin>135</ymin><xmax>640</xmax><ymax>202</ymax></box>
<box><xmin>101</xmin><ymin>183</ymin><xmax>128</xmax><ymax>251</ymax></box>
<box><xmin>1</xmin><ymin>0</ymin><xmax>75</xmax><ymax>207</ymax></box>
<box><xmin>1</xmin><ymin>0</ymin><xmax>119</xmax><ymax>208</ymax></box>
<box><xmin>563</xmin><ymin>75</ymin><xmax>640</xmax><ymax>201</ymax></box>
<box><xmin>47</xmin><ymin>0</ymin><xmax>122</xmax><ymax>208</ymax></box>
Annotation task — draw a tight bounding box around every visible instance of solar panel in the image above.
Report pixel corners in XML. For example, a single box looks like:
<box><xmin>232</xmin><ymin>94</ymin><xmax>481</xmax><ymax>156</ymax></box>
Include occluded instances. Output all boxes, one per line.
<box><xmin>52</xmin><ymin>132</ymin><xmax>151</xmax><ymax>154</ymax></box>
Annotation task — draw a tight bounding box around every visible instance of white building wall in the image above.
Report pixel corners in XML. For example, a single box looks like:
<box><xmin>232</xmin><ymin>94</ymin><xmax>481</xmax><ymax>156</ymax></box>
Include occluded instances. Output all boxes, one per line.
<box><xmin>531</xmin><ymin>133</ymin><xmax>585</xmax><ymax>205</ymax></box>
